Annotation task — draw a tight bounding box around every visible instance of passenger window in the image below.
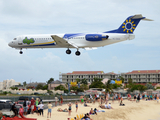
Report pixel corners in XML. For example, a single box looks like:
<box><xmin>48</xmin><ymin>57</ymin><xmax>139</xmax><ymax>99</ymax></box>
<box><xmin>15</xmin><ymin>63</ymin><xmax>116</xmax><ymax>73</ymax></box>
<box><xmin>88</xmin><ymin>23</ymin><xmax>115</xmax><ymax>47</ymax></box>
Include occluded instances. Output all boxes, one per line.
<box><xmin>13</xmin><ymin>38</ymin><xmax>17</xmax><ymax>40</ymax></box>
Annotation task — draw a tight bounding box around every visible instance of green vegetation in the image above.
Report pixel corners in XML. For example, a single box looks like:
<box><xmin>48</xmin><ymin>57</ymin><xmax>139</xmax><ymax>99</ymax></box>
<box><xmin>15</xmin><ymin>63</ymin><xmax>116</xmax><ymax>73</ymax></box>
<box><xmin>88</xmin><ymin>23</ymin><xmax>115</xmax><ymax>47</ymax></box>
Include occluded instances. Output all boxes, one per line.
<box><xmin>10</xmin><ymin>87</ymin><xmax>18</xmax><ymax>90</ymax></box>
<box><xmin>89</xmin><ymin>78</ymin><xmax>105</xmax><ymax>88</ymax></box>
<box><xmin>105</xmin><ymin>80</ymin><xmax>112</xmax><ymax>92</ymax></box>
<box><xmin>55</xmin><ymin>85</ymin><xmax>67</xmax><ymax>91</ymax></box>
<box><xmin>145</xmin><ymin>83</ymin><xmax>154</xmax><ymax>89</ymax></box>
<box><xmin>23</xmin><ymin>81</ymin><xmax>27</xmax><ymax>87</ymax></box>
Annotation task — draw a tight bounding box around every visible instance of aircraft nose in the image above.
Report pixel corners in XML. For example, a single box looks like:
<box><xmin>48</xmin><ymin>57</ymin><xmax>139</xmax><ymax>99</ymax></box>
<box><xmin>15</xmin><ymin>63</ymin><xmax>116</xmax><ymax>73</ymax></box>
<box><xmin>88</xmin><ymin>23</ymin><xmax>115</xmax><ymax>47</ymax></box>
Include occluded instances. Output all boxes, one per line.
<box><xmin>8</xmin><ymin>41</ymin><xmax>13</xmax><ymax>47</ymax></box>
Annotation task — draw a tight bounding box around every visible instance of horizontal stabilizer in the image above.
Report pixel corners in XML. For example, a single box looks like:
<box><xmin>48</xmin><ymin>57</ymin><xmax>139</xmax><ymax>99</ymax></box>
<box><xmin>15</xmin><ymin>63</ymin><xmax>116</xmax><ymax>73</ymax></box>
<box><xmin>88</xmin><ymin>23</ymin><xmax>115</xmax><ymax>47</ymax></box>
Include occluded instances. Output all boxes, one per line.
<box><xmin>142</xmin><ymin>18</ymin><xmax>153</xmax><ymax>21</ymax></box>
<box><xmin>131</xmin><ymin>14</ymin><xmax>153</xmax><ymax>21</ymax></box>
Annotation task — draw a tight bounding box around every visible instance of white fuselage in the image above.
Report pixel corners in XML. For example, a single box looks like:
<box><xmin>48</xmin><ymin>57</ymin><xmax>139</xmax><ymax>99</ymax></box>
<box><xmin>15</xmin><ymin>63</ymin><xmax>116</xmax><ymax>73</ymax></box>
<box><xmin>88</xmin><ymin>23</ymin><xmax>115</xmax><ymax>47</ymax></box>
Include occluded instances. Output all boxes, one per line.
<box><xmin>8</xmin><ymin>33</ymin><xmax>135</xmax><ymax>49</ymax></box>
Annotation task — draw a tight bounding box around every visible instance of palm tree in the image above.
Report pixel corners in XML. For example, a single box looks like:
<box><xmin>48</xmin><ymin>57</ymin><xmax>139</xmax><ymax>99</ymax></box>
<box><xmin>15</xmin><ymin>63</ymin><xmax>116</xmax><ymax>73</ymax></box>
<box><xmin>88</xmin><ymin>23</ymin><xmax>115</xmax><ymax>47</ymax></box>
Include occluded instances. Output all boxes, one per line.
<box><xmin>119</xmin><ymin>76</ymin><xmax>125</xmax><ymax>83</ymax></box>
<box><xmin>105</xmin><ymin>80</ymin><xmax>112</xmax><ymax>93</ymax></box>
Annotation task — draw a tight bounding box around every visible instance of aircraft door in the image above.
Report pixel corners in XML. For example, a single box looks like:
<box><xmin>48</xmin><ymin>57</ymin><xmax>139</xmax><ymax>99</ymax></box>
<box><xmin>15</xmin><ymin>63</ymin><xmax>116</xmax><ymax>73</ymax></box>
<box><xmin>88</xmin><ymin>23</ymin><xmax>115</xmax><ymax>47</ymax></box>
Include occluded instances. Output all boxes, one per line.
<box><xmin>18</xmin><ymin>36</ymin><xmax>23</xmax><ymax>45</ymax></box>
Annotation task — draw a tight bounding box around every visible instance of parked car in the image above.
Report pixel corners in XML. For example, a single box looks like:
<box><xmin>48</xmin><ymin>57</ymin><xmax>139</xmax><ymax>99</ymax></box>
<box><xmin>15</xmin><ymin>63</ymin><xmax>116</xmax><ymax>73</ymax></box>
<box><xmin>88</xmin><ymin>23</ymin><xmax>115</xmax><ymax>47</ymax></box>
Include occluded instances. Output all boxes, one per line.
<box><xmin>34</xmin><ymin>92</ymin><xmax>40</xmax><ymax>95</ymax></box>
<box><xmin>0</xmin><ymin>102</ymin><xmax>14</xmax><ymax>117</ymax></box>
<box><xmin>68</xmin><ymin>93</ymin><xmax>76</xmax><ymax>96</ymax></box>
<box><xmin>62</xmin><ymin>93</ymin><xmax>68</xmax><ymax>96</ymax></box>
<box><xmin>0</xmin><ymin>99</ymin><xmax>13</xmax><ymax>104</ymax></box>
<box><xmin>77</xmin><ymin>92</ymin><xmax>85</xmax><ymax>96</ymax></box>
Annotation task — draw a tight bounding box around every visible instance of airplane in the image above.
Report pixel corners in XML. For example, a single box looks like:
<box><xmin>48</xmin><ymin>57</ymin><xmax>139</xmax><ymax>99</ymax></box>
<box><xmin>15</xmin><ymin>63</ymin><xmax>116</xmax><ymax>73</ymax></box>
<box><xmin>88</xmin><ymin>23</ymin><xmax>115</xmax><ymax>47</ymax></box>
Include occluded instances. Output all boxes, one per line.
<box><xmin>8</xmin><ymin>14</ymin><xmax>153</xmax><ymax>56</ymax></box>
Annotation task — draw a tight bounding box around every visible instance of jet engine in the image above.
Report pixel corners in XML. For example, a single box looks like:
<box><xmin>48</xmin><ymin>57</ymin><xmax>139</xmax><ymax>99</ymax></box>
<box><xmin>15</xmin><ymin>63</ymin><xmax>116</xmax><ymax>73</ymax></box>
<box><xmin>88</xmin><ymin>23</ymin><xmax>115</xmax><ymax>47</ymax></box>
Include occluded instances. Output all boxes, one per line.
<box><xmin>85</xmin><ymin>34</ymin><xmax>109</xmax><ymax>41</ymax></box>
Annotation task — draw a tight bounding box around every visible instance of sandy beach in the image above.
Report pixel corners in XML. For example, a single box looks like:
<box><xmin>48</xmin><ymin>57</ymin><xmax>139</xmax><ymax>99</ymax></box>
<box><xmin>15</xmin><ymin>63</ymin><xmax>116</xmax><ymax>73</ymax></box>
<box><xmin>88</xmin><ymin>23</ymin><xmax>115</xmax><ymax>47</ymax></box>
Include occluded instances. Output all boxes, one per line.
<box><xmin>26</xmin><ymin>99</ymin><xmax>160</xmax><ymax>120</ymax></box>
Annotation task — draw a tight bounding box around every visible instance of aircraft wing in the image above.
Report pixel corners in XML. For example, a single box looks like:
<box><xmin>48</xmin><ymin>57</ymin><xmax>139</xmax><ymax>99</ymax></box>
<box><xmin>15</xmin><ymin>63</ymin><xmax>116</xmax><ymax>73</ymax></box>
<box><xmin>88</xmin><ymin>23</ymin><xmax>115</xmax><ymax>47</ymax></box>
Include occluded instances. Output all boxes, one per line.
<box><xmin>51</xmin><ymin>35</ymin><xmax>78</xmax><ymax>48</ymax></box>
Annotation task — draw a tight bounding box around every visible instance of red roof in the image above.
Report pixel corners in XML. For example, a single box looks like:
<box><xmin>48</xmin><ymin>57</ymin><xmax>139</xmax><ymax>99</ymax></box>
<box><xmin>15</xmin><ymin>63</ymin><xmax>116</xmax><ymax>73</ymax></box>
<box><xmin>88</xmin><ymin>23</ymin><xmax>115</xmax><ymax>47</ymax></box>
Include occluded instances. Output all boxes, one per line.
<box><xmin>67</xmin><ymin>71</ymin><xmax>104</xmax><ymax>75</ymax></box>
<box><xmin>105</xmin><ymin>72</ymin><xmax>117</xmax><ymax>75</ymax></box>
<box><xmin>126</xmin><ymin>70</ymin><xmax>160</xmax><ymax>74</ymax></box>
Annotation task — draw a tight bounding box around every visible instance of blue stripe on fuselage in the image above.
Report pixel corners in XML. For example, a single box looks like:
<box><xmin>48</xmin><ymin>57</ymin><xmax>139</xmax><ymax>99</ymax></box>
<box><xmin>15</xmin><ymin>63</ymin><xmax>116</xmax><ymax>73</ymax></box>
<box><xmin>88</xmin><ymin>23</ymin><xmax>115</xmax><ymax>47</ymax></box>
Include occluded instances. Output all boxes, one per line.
<box><xmin>63</xmin><ymin>33</ymin><xmax>85</xmax><ymax>39</ymax></box>
<box><xmin>23</xmin><ymin>43</ymin><xmax>56</xmax><ymax>47</ymax></box>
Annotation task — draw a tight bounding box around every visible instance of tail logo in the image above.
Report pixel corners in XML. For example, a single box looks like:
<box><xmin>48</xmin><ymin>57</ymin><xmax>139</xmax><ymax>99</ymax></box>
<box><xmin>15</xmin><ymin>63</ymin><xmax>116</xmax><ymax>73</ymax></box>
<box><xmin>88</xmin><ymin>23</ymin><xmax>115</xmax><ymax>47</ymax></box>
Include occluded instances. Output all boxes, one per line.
<box><xmin>122</xmin><ymin>19</ymin><xmax>136</xmax><ymax>33</ymax></box>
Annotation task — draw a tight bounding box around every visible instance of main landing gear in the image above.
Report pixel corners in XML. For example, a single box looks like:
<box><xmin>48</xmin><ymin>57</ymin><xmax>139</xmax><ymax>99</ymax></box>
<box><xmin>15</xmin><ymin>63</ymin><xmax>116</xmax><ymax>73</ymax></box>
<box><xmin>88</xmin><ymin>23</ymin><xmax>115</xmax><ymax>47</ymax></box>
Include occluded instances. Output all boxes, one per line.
<box><xmin>66</xmin><ymin>49</ymin><xmax>81</xmax><ymax>56</ymax></box>
<box><xmin>66</xmin><ymin>49</ymin><xmax>71</xmax><ymax>54</ymax></box>
<box><xmin>75</xmin><ymin>51</ymin><xmax>80</xmax><ymax>56</ymax></box>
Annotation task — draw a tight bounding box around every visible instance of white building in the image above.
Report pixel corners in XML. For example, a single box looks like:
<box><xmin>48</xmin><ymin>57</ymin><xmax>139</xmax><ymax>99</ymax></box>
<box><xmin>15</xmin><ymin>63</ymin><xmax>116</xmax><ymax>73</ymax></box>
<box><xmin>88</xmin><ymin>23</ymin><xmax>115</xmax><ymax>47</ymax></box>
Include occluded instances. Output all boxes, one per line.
<box><xmin>0</xmin><ymin>82</ymin><xmax>3</xmax><ymax>90</ymax></box>
<box><xmin>0</xmin><ymin>79</ymin><xmax>20</xmax><ymax>90</ymax></box>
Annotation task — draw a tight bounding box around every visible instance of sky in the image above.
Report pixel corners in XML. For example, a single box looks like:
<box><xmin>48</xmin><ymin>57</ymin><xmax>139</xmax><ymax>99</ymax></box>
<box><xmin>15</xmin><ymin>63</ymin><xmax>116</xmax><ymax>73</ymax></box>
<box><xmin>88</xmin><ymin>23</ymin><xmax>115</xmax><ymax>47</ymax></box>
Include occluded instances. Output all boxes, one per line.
<box><xmin>0</xmin><ymin>0</ymin><xmax>160</xmax><ymax>84</ymax></box>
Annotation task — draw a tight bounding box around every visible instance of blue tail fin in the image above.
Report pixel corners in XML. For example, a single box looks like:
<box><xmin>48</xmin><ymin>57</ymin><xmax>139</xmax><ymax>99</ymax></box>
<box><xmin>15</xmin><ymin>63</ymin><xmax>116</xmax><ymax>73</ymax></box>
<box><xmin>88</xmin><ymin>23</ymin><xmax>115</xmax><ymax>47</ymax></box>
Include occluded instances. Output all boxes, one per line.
<box><xmin>104</xmin><ymin>14</ymin><xmax>153</xmax><ymax>34</ymax></box>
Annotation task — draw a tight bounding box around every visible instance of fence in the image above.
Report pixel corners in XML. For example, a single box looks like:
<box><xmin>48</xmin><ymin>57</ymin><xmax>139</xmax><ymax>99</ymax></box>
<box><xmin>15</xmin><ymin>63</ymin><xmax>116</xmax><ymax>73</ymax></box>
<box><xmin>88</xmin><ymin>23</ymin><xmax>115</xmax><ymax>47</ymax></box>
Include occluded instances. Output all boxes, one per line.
<box><xmin>0</xmin><ymin>95</ymin><xmax>81</xmax><ymax>102</ymax></box>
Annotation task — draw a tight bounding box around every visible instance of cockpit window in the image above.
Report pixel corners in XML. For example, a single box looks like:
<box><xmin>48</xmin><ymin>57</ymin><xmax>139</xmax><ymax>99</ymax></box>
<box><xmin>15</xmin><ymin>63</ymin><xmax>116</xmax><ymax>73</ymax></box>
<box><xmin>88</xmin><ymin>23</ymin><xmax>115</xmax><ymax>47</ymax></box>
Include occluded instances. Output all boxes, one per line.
<box><xmin>13</xmin><ymin>38</ymin><xmax>17</xmax><ymax>40</ymax></box>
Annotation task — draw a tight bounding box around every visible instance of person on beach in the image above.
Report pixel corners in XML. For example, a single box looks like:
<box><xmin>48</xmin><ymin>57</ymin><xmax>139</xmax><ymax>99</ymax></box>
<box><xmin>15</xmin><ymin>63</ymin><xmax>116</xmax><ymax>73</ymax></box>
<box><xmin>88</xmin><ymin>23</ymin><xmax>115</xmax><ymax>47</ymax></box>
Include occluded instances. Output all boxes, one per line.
<box><xmin>37</xmin><ymin>102</ymin><xmax>44</xmax><ymax>116</ymax></box>
<box><xmin>23</xmin><ymin>99</ymin><xmax>28</xmax><ymax>115</ymax></box>
<box><xmin>150</xmin><ymin>94</ymin><xmax>153</xmax><ymax>100</ymax></box>
<box><xmin>89</xmin><ymin>94</ymin><xmax>93</xmax><ymax>102</ymax></box>
<box><xmin>30</xmin><ymin>97</ymin><xmax>35</xmax><ymax>114</ymax></box>
<box><xmin>134</xmin><ymin>95</ymin><xmax>137</xmax><ymax>101</ymax></box>
<box><xmin>60</xmin><ymin>95</ymin><xmax>63</xmax><ymax>105</ymax></box>
<box><xmin>108</xmin><ymin>103</ymin><xmax>113</xmax><ymax>109</ymax></box>
<box><xmin>80</xmin><ymin>95</ymin><xmax>84</xmax><ymax>104</ymax></box>
<box><xmin>58</xmin><ymin>95</ymin><xmax>61</xmax><ymax>105</ymax></box>
<box><xmin>112</xmin><ymin>93</ymin><xmax>115</xmax><ymax>103</ymax></box>
<box><xmin>47</xmin><ymin>102</ymin><xmax>52</xmax><ymax>118</ymax></box>
<box><xmin>101</xmin><ymin>96</ymin><xmax>104</xmax><ymax>104</ymax></box>
<box><xmin>96</xmin><ymin>93</ymin><xmax>100</xmax><ymax>101</ymax></box>
<box><xmin>93</xmin><ymin>97</ymin><xmax>96</xmax><ymax>104</ymax></box>
<box><xmin>105</xmin><ymin>93</ymin><xmax>108</xmax><ymax>104</ymax></box>
<box><xmin>120</xmin><ymin>97</ymin><xmax>124</xmax><ymax>106</ymax></box>
<box><xmin>75</xmin><ymin>101</ymin><xmax>78</xmax><ymax>112</ymax></box>
<box><xmin>68</xmin><ymin>102</ymin><xmax>73</xmax><ymax>116</ymax></box>
<box><xmin>35</xmin><ymin>98</ymin><xmax>39</xmax><ymax>115</ymax></box>
<box><xmin>11</xmin><ymin>103</ymin><xmax>18</xmax><ymax>116</ymax></box>
<box><xmin>89</xmin><ymin>108</ymin><xmax>97</xmax><ymax>115</ymax></box>
<box><xmin>84</xmin><ymin>101</ymin><xmax>90</xmax><ymax>107</ymax></box>
<box><xmin>57</xmin><ymin>108</ymin><xmax>68</xmax><ymax>112</ymax></box>
<box><xmin>55</xmin><ymin>95</ymin><xmax>58</xmax><ymax>107</ymax></box>
<box><xmin>137</xmin><ymin>94</ymin><xmax>140</xmax><ymax>102</ymax></box>
<box><xmin>157</xmin><ymin>95</ymin><xmax>159</xmax><ymax>103</ymax></box>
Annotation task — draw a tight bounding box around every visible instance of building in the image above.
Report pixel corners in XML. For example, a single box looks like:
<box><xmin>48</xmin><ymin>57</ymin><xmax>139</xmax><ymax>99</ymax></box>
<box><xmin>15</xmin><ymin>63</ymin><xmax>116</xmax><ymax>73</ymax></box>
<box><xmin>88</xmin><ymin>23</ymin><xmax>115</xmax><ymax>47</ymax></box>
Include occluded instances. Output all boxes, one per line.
<box><xmin>26</xmin><ymin>82</ymin><xmax>46</xmax><ymax>89</ymax></box>
<box><xmin>0</xmin><ymin>82</ymin><xmax>3</xmax><ymax>90</ymax></box>
<box><xmin>60</xmin><ymin>71</ymin><xmax>118</xmax><ymax>83</ymax></box>
<box><xmin>0</xmin><ymin>79</ymin><xmax>20</xmax><ymax>90</ymax></box>
<box><xmin>121</xmin><ymin>70</ymin><xmax>160</xmax><ymax>83</ymax></box>
<box><xmin>61</xmin><ymin>70</ymin><xmax>160</xmax><ymax>85</ymax></box>
<box><xmin>48</xmin><ymin>80</ymin><xmax>65</xmax><ymax>90</ymax></box>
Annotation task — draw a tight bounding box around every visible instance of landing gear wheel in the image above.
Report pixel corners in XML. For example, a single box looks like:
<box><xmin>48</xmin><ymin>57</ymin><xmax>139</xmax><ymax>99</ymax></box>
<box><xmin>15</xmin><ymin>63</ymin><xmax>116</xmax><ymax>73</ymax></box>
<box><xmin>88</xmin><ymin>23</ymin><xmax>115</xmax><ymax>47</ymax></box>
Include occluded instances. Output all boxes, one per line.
<box><xmin>66</xmin><ymin>49</ymin><xmax>71</xmax><ymax>54</ymax></box>
<box><xmin>19</xmin><ymin>51</ymin><xmax>23</xmax><ymax>54</ymax></box>
<box><xmin>75</xmin><ymin>51</ymin><xmax>80</xmax><ymax>56</ymax></box>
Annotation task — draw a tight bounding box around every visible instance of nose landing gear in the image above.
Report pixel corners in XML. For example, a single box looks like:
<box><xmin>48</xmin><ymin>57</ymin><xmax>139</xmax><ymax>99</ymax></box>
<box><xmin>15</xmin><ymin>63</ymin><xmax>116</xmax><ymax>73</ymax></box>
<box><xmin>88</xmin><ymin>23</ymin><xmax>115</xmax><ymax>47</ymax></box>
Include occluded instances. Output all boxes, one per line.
<box><xmin>19</xmin><ymin>48</ymin><xmax>23</xmax><ymax>54</ymax></box>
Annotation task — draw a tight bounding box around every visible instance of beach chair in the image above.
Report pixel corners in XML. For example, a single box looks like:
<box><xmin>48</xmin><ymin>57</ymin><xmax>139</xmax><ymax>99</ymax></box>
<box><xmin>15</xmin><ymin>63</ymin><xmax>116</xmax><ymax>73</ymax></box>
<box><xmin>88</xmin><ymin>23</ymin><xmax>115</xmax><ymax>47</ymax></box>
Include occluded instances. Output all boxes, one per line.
<box><xmin>80</xmin><ymin>114</ymin><xmax>83</xmax><ymax>118</ymax></box>
<box><xmin>70</xmin><ymin>118</ymin><xmax>74</xmax><ymax>120</ymax></box>
<box><xmin>76</xmin><ymin>114</ymin><xmax>80</xmax><ymax>119</ymax></box>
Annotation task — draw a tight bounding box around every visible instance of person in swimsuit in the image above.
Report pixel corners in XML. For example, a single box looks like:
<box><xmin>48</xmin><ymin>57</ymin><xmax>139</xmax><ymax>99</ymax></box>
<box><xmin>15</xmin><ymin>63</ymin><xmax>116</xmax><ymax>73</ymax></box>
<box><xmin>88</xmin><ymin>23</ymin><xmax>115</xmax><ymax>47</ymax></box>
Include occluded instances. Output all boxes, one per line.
<box><xmin>80</xmin><ymin>95</ymin><xmax>84</xmax><ymax>104</ymax></box>
<box><xmin>75</xmin><ymin>101</ymin><xmax>78</xmax><ymax>112</ymax></box>
<box><xmin>68</xmin><ymin>102</ymin><xmax>73</xmax><ymax>116</ymax></box>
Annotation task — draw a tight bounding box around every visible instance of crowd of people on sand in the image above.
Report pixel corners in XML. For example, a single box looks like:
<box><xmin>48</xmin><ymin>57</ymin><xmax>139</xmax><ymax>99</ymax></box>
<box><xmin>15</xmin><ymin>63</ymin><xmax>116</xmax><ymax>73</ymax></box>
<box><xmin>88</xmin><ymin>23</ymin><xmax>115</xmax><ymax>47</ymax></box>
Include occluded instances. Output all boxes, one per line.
<box><xmin>9</xmin><ymin>92</ymin><xmax>160</xmax><ymax>120</ymax></box>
